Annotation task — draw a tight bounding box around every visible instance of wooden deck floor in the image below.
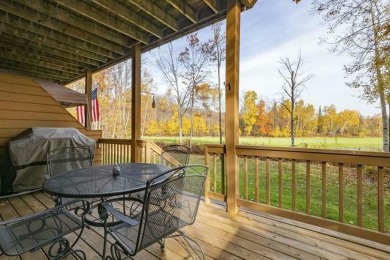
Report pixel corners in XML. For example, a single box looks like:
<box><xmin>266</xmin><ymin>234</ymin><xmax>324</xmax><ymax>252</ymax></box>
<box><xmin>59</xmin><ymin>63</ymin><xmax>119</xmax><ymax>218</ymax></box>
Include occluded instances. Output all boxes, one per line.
<box><xmin>1</xmin><ymin>191</ymin><xmax>390</xmax><ymax>260</ymax></box>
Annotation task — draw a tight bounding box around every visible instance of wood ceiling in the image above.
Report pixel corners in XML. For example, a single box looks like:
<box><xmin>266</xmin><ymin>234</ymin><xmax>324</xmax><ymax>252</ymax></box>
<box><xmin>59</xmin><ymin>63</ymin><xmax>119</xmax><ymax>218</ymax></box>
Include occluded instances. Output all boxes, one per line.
<box><xmin>0</xmin><ymin>0</ymin><xmax>256</xmax><ymax>84</ymax></box>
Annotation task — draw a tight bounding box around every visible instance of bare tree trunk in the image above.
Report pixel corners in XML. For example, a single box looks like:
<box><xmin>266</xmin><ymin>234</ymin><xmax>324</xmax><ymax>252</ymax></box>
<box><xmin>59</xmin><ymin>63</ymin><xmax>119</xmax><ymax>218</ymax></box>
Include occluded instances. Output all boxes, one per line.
<box><xmin>370</xmin><ymin>0</ymin><xmax>388</xmax><ymax>151</ymax></box>
<box><xmin>189</xmin><ymin>85</ymin><xmax>195</xmax><ymax>148</ymax></box>
<box><xmin>379</xmin><ymin>92</ymin><xmax>388</xmax><ymax>151</ymax></box>
<box><xmin>291</xmin><ymin>101</ymin><xmax>295</xmax><ymax>147</ymax></box>
<box><xmin>218</xmin><ymin>66</ymin><xmax>223</xmax><ymax>144</ymax></box>
<box><xmin>178</xmin><ymin>111</ymin><xmax>183</xmax><ymax>144</ymax></box>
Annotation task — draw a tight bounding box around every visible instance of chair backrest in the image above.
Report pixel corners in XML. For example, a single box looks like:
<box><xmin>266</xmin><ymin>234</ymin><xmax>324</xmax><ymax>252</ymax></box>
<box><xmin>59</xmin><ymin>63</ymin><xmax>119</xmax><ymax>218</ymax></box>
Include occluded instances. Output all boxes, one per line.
<box><xmin>46</xmin><ymin>146</ymin><xmax>92</xmax><ymax>178</ymax></box>
<box><xmin>161</xmin><ymin>144</ymin><xmax>191</xmax><ymax>166</ymax></box>
<box><xmin>138</xmin><ymin>164</ymin><xmax>208</xmax><ymax>251</ymax></box>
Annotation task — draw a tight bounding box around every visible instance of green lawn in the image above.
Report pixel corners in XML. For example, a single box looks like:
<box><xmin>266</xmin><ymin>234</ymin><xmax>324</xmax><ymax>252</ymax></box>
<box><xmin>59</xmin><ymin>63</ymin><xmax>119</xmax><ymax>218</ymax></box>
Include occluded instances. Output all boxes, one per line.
<box><xmin>144</xmin><ymin>136</ymin><xmax>383</xmax><ymax>151</ymax></box>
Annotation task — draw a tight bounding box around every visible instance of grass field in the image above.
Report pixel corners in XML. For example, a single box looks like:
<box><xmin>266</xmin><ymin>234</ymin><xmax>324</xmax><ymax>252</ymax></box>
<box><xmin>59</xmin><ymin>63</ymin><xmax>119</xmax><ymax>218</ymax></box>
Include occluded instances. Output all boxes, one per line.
<box><xmin>144</xmin><ymin>136</ymin><xmax>383</xmax><ymax>151</ymax></box>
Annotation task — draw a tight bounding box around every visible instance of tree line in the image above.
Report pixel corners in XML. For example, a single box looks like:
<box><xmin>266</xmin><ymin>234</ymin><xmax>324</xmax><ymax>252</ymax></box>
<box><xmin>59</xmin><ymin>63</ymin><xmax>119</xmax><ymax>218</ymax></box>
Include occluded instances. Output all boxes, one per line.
<box><xmin>142</xmin><ymin>90</ymin><xmax>382</xmax><ymax>138</ymax></box>
<box><xmin>68</xmin><ymin>68</ymin><xmax>382</xmax><ymax>139</ymax></box>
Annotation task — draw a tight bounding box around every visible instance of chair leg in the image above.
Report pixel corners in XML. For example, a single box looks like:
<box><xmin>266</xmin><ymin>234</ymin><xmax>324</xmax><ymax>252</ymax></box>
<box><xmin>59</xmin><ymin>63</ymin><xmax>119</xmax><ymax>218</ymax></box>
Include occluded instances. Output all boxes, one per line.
<box><xmin>159</xmin><ymin>238</ymin><xmax>165</xmax><ymax>252</ymax></box>
<box><xmin>47</xmin><ymin>237</ymin><xmax>86</xmax><ymax>260</ymax></box>
<box><xmin>168</xmin><ymin>231</ymin><xmax>205</xmax><ymax>260</ymax></box>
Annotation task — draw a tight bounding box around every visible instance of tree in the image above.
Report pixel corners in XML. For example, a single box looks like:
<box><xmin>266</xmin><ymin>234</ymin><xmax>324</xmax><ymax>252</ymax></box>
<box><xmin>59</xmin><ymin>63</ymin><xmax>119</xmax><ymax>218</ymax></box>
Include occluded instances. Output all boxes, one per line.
<box><xmin>240</xmin><ymin>91</ymin><xmax>258</xmax><ymax>136</ymax></box>
<box><xmin>337</xmin><ymin>110</ymin><xmax>360</xmax><ymax>136</ymax></box>
<box><xmin>312</xmin><ymin>0</ymin><xmax>390</xmax><ymax>151</ymax></box>
<box><xmin>295</xmin><ymin>100</ymin><xmax>317</xmax><ymax>136</ymax></box>
<box><xmin>322</xmin><ymin>105</ymin><xmax>338</xmax><ymax>135</ymax></box>
<box><xmin>317</xmin><ymin>106</ymin><xmax>324</xmax><ymax>135</ymax></box>
<box><xmin>278</xmin><ymin>51</ymin><xmax>314</xmax><ymax>146</ymax></box>
<box><xmin>207</xmin><ymin>22</ymin><xmax>226</xmax><ymax>144</ymax></box>
<box><xmin>178</xmin><ymin>33</ymin><xmax>210</xmax><ymax>147</ymax></box>
<box><xmin>255</xmin><ymin>99</ymin><xmax>272</xmax><ymax>136</ymax></box>
<box><xmin>151</xmin><ymin>43</ymin><xmax>190</xmax><ymax>144</ymax></box>
<box><xmin>140</xmin><ymin>69</ymin><xmax>157</xmax><ymax>137</ymax></box>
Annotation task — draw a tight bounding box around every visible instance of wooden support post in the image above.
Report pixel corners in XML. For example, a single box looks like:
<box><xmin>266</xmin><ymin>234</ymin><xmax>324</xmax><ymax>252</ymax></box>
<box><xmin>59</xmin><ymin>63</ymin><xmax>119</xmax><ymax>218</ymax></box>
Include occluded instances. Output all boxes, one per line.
<box><xmin>85</xmin><ymin>70</ymin><xmax>93</xmax><ymax>130</ymax></box>
<box><xmin>225</xmin><ymin>0</ymin><xmax>241</xmax><ymax>215</ymax></box>
<box><xmin>131</xmin><ymin>44</ymin><xmax>141</xmax><ymax>162</ymax></box>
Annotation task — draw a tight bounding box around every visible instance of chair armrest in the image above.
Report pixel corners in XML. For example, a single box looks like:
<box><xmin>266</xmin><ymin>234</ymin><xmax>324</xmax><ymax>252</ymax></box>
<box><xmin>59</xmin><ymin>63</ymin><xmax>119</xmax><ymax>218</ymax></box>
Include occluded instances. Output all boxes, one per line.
<box><xmin>98</xmin><ymin>202</ymin><xmax>139</xmax><ymax>226</ymax></box>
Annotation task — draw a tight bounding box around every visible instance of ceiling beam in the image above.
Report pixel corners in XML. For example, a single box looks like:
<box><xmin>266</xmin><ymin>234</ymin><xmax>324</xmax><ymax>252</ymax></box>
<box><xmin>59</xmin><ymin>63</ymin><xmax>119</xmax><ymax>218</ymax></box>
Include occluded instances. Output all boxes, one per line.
<box><xmin>3</xmin><ymin>0</ymin><xmax>131</xmax><ymax>49</ymax></box>
<box><xmin>128</xmin><ymin>0</ymin><xmax>179</xmax><ymax>31</ymax></box>
<box><xmin>0</xmin><ymin>11</ymin><xmax>119</xmax><ymax>60</ymax></box>
<box><xmin>0</xmin><ymin>68</ymin><xmax>70</xmax><ymax>83</ymax></box>
<box><xmin>0</xmin><ymin>21</ymin><xmax>112</xmax><ymax>64</ymax></box>
<box><xmin>0</xmin><ymin>51</ymin><xmax>82</xmax><ymax>75</ymax></box>
<box><xmin>0</xmin><ymin>57</ymin><xmax>79</xmax><ymax>77</ymax></box>
<box><xmin>166</xmin><ymin>0</ymin><xmax>197</xmax><ymax>23</ymax></box>
<box><xmin>91</xmin><ymin>0</ymin><xmax>162</xmax><ymax>38</ymax></box>
<box><xmin>0</xmin><ymin>37</ymin><xmax>101</xmax><ymax>68</ymax></box>
<box><xmin>0</xmin><ymin>60</ymin><xmax>77</xmax><ymax>81</ymax></box>
<box><xmin>0</xmin><ymin>45</ymin><xmax>86</xmax><ymax>71</ymax></box>
<box><xmin>54</xmin><ymin>0</ymin><xmax>149</xmax><ymax>44</ymax></box>
<box><xmin>203</xmin><ymin>0</ymin><xmax>218</xmax><ymax>13</ymax></box>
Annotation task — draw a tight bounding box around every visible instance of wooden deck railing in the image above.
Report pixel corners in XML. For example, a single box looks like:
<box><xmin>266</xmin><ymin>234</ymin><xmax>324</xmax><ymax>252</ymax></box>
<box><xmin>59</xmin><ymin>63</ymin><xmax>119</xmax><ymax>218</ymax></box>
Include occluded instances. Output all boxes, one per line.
<box><xmin>98</xmin><ymin>138</ymin><xmax>132</xmax><ymax>164</ymax></box>
<box><xmin>204</xmin><ymin>144</ymin><xmax>390</xmax><ymax>246</ymax></box>
<box><xmin>97</xmin><ymin>139</ymin><xmax>390</xmax><ymax>245</ymax></box>
<box><xmin>97</xmin><ymin>138</ymin><xmax>176</xmax><ymax>166</ymax></box>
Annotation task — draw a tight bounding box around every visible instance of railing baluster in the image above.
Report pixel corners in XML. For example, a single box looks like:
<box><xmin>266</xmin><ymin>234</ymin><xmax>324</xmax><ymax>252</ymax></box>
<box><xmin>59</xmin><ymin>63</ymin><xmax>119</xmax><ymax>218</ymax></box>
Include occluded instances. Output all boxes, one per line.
<box><xmin>213</xmin><ymin>154</ymin><xmax>217</xmax><ymax>192</ymax></box>
<box><xmin>357</xmin><ymin>165</ymin><xmax>363</xmax><ymax>227</ymax></box>
<box><xmin>306</xmin><ymin>161</ymin><xmax>311</xmax><ymax>214</ymax></box>
<box><xmin>204</xmin><ymin>147</ymin><xmax>210</xmax><ymax>205</ymax></box>
<box><xmin>292</xmin><ymin>159</ymin><xmax>296</xmax><ymax>211</ymax></box>
<box><xmin>244</xmin><ymin>156</ymin><xmax>248</xmax><ymax>200</ymax></box>
<box><xmin>114</xmin><ymin>144</ymin><xmax>120</xmax><ymax>163</ymax></box>
<box><xmin>255</xmin><ymin>157</ymin><xmax>259</xmax><ymax>203</ymax></box>
<box><xmin>127</xmin><ymin>143</ymin><xmax>131</xmax><ymax>162</ymax></box>
<box><xmin>110</xmin><ymin>144</ymin><xmax>113</xmax><ymax>164</ymax></box>
<box><xmin>121</xmin><ymin>144</ymin><xmax>125</xmax><ymax>163</ymax></box>
<box><xmin>221</xmin><ymin>154</ymin><xmax>225</xmax><ymax>195</ymax></box>
<box><xmin>101</xmin><ymin>143</ymin><xmax>105</xmax><ymax>164</ymax></box>
<box><xmin>339</xmin><ymin>163</ymin><xmax>344</xmax><ymax>222</ymax></box>
<box><xmin>107</xmin><ymin>144</ymin><xmax>114</xmax><ymax>164</ymax></box>
<box><xmin>266</xmin><ymin>158</ymin><xmax>270</xmax><ymax>205</ymax></box>
<box><xmin>278</xmin><ymin>159</ymin><xmax>282</xmax><ymax>208</ymax></box>
<box><xmin>378</xmin><ymin>166</ymin><xmax>384</xmax><ymax>232</ymax></box>
<box><xmin>322</xmin><ymin>162</ymin><xmax>327</xmax><ymax>218</ymax></box>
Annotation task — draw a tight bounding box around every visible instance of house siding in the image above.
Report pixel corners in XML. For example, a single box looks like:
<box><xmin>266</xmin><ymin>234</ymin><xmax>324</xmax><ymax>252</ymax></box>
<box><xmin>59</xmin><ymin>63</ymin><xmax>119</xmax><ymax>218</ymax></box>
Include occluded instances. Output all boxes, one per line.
<box><xmin>0</xmin><ymin>72</ymin><xmax>102</xmax><ymax>191</ymax></box>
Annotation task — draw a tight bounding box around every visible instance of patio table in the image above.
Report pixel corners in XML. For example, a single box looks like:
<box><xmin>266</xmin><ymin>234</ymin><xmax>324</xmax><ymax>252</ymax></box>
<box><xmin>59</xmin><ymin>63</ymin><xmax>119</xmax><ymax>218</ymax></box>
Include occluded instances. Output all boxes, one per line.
<box><xmin>42</xmin><ymin>163</ymin><xmax>170</xmax><ymax>226</ymax></box>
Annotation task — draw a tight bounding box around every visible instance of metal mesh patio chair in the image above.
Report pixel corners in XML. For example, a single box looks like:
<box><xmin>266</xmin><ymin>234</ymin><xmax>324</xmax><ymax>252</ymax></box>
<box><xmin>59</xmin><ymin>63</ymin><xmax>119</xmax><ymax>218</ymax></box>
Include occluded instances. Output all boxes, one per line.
<box><xmin>132</xmin><ymin>144</ymin><xmax>191</xmax><ymax>201</ymax></box>
<box><xmin>0</xmin><ymin>199</ymin><xmax>89</xmax><ymax>259</ymax></box>
<box><xmin>160</xmin><ymin>144</ymin><xmax>191</xmax><ymax>167</ymax></box>
<box><xmin>99</xmin><ymin>164</ymin><xmax>208</xmax><ymax>260</ymax></box>
<box><xmin>46</xmin><ymin>146</ymin><xmax>92</xmax><ymax>206</ymax></box>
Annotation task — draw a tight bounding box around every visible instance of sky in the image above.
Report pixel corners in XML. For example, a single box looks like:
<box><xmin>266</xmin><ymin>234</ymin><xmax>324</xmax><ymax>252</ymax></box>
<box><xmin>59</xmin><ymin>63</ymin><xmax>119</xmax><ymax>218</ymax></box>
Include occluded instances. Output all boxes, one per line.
<box><xmin>237</xmin><ymin>0</ymin><xmax>380</xmax><ymax>116</ymax></box>
<box><xmin>145</xmin><ymin>0</ymin><xmax>381</xmax><ymax>116</ymax></box>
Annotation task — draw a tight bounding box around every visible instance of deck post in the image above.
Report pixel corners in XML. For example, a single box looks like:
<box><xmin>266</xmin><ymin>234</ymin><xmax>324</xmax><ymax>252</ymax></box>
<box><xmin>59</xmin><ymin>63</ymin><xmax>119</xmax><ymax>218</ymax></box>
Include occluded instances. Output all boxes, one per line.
<box><xmin>225</xmin><ymin>0</ymin><xmax>241</xmax><ymax>214</ymax></box>
<box><xmin>131</xmin><ymin>44</ymin><xmax>142</xmax><ymax>162</ymax></box>
<box><xmin>85</xmin><ymin>70</ymin><xmax>93</xmax><ymax>130</ymax></box>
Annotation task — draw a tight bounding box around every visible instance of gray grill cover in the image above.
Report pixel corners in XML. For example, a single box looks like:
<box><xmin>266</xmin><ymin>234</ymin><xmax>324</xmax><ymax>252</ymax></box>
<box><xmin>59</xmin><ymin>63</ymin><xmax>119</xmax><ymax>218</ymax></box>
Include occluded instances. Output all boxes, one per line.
<box><xmin>8</xmin><ymin>128</ymin><xmax>96</xmax><ymax>192</ymax></box>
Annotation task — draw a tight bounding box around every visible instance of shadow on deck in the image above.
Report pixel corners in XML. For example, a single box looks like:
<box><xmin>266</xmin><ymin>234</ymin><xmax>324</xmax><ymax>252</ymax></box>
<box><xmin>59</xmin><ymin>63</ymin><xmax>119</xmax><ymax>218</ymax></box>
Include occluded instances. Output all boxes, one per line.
<box><xmin>1</xmin><ymin>191</ymin><xmax>389</xmax><ymax>259</ymax></box>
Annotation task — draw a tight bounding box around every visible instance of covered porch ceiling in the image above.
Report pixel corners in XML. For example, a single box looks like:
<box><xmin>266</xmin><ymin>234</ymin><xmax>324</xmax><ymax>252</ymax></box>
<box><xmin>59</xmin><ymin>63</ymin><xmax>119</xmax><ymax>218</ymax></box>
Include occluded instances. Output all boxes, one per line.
<box><xmin>0</xmin><ymin>0</ymin><xmax>256</xmax><ymax>84</ymax></box>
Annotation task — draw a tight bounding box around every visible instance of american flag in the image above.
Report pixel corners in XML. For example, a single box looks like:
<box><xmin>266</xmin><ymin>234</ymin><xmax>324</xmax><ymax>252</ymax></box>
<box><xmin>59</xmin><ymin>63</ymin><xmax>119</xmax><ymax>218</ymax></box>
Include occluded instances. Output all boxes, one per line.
<box><xmin>77</xmin><ymin>88</ymin><xmax>100</xmax><ymax>124</ymax></box>
<box><xmin>76</xmin><ymin>105</ymin><xmax>85</xmax><ymax>125</ymax></box>
<box><xmin>91</xmin><ymin>88</ymin><xmax>100</xmax><ymax>122</ymax></box>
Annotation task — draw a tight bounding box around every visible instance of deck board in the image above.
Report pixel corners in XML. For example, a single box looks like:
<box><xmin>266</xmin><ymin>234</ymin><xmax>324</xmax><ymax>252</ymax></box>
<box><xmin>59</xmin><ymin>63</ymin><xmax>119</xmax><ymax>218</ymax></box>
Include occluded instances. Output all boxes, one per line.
<box><xmin>1</xmin><ymin>191</ymin><xmax>390</xmax><ymax>260</ymax></box>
